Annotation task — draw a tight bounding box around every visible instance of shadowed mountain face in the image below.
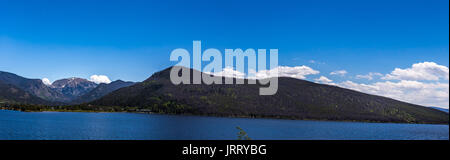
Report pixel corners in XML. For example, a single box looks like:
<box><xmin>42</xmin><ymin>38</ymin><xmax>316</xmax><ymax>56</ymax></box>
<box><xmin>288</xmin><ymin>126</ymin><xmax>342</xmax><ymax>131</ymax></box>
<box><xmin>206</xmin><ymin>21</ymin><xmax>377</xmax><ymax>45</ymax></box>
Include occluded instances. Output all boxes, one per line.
<box><xmin>0</xmin><ymin>80</ymin><xmax>50</xmax><ymax>105</ymax></box>
<box><xmin>91</xmin><ymin>67</ymin><xmax>449</xmax><ymax>124</ymax></box>
<box><xmin>0</xmin><ymin>71</ymin><xmax>67</xmax><ymax>102</ymax></box>
<box><xmin>72</xmin><ymin>80</ymin><xmax>134</xmax><ymax>104</ymax></box>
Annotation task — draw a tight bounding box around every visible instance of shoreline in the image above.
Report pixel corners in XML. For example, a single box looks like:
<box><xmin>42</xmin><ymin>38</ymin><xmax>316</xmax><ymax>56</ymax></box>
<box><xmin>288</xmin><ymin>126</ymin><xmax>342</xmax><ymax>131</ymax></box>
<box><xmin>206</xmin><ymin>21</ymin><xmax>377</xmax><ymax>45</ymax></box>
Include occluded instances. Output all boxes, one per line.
<box><xmin>1</xmin><ymin>108</ymin><xmax>448</xmax><ymax>125</ymax></box>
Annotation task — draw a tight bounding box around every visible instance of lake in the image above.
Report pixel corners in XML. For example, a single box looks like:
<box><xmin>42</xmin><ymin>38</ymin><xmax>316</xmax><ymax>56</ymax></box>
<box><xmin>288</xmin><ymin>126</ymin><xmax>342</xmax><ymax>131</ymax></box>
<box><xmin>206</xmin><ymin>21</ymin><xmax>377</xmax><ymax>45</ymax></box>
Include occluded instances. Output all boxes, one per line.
<box><xmin>0</xmin><ymin>110</ymin><xmax>448</xmax><ymax>140</ymax></box>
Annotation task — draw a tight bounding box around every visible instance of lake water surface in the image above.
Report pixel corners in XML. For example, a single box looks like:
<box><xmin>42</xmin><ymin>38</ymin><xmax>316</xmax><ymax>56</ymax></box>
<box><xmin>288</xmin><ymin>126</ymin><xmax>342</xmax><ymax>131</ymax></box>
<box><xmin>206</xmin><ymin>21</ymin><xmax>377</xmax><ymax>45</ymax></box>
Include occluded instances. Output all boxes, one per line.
<box><xmin>0</xmin><ymin>110</ymin><xmax>448</xmax><ymax>140</ymax></box>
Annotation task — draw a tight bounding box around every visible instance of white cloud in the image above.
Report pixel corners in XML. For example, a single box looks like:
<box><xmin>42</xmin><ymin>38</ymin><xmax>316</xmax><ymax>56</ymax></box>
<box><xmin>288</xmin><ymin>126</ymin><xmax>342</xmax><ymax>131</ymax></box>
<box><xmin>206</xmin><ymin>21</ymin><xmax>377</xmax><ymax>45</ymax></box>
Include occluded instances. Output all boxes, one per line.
<box><xmin>314</xmin><ymin>76</ymin><xmax>336</xmax><ymax>85</ymax></box>
<box><xmin>206</xmin><ymin>66</ymin><xmax>320</xmax><ymax>80</ymax></box>
<box><xmin>315</xmin><ymin>76</ymin><xmax>332</xmax><ymax>83</ymax></box>
<box><xmin>330</xmin><ymin>70</ymin><xmax>347</xmax><ymax>76</ymax></box>
<box><xmin>206</xmin><ymin>67</ymin><xmax>246</xmax><ymax>79</ymax></box>
<box><xmin>89</xmin><ymin>75</ymin><xmax>111</xmax><ymax>84</ymax></box>
<box><xmin>42</xmin><ymin>78</ymin><xmax>52</xmax><ymax>86</ymax></box>
<box><xmin>356</xmin><ymin>72</ymin><xmax>383</xmax><ymax>80</ymax></box>
<box><xmin>382</xmin><ymin>62</ymin><xmax>449</xmax><ymax>81</ymax></box>
<box><xmin>253</xmin><ymin>66</ymin><xmax>320</xmax><ymax>79</ymax></box>
<box><xmin>338</xmin><ymin>80</ymin><xmax>449</xmax><ymax>109</ymax></box>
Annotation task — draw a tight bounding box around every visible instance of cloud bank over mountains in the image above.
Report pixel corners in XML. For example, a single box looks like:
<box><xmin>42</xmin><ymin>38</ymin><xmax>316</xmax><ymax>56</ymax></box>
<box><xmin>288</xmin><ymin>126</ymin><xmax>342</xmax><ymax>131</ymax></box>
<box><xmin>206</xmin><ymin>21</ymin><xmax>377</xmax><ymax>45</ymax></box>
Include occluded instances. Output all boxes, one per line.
<box><xmin>205</xmin><ymin>62</ymin><xmax>449</xmax><ymax>109</ymax></box>
<box><xmin>339</xmin><ymin>62</ymin><xmax>449</xmax><ymax>109</ymax></box>
<box><xmin>339</xmin><ymin>80</ymin><xmax>448</xmax><ymax>109</ymax></box>
<box><xmin>382</xmin><ymin>62</ymin><xmax>449</xmax><ymax>81</ymax></box>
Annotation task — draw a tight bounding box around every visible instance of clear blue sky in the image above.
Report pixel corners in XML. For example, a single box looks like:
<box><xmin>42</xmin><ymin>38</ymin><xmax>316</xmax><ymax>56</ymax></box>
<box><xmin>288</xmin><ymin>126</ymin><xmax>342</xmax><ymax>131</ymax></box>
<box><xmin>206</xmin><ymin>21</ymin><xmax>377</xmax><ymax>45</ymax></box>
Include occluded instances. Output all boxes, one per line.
<box><xmin>1</xmin><ymin>0</ymin><xmax>448</xmax><ymax>82</ymax></box>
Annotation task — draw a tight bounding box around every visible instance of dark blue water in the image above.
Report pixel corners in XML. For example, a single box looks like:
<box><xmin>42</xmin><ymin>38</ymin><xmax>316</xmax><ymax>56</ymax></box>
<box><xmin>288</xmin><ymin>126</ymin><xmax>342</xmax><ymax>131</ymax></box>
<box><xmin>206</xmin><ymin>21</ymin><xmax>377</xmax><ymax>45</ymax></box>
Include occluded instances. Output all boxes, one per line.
<box><xmin>0</xmin><ymin>110</ymin><xmax>448</xmax><ymax>140</ymax></box>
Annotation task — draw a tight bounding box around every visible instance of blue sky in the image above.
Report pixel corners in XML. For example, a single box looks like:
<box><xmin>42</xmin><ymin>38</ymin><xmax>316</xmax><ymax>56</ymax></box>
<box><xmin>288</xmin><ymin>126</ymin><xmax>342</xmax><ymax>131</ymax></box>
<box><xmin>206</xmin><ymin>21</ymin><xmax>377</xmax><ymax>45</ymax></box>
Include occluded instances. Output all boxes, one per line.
<box><xmin>1</xmin><ymin>0</ymin><xmax>449</xmax><ymax>108</ymax></box>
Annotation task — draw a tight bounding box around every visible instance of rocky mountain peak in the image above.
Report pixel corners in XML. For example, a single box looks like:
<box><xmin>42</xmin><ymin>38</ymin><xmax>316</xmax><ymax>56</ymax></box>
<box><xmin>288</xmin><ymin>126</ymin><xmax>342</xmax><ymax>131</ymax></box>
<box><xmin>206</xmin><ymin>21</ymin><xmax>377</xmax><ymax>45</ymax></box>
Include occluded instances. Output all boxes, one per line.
<box><xmin>49</xmin><ymin>77</ymin><xmax>98</xmax><ymax>100</ymax></box>
<box><xmin>51</xmin><ymin>78</ymin><xmax>97</xmax><ymax>88</ymax></box>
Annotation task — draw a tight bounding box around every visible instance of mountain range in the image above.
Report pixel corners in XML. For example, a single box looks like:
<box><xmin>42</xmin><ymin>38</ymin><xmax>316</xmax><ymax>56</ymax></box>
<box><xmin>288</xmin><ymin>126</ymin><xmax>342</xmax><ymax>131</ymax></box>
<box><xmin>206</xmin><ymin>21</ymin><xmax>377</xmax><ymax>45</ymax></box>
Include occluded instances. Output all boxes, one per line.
<box><xmin>1</xmin><ymin>67</ymin><xmax>448</xmax><ymax>124</ymax></box>
<box><xmin>0</xmin><ymin>71</ymin><xmax>134</xmax><ymax>105</ymax></box>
